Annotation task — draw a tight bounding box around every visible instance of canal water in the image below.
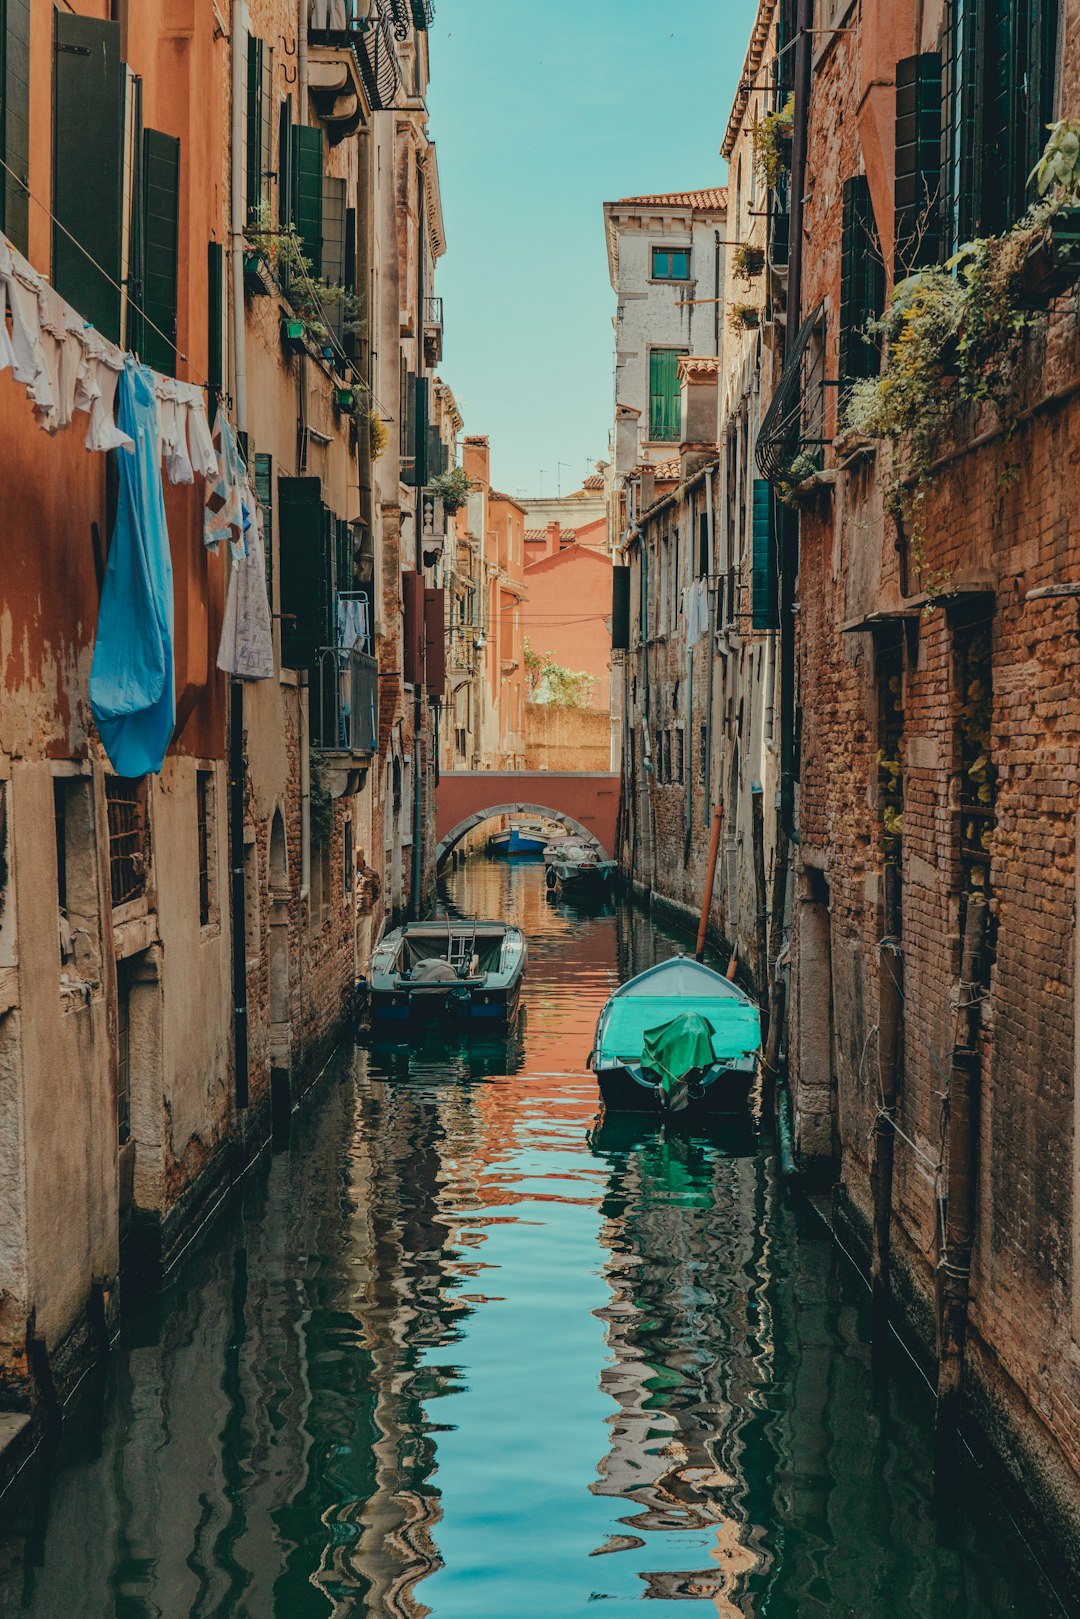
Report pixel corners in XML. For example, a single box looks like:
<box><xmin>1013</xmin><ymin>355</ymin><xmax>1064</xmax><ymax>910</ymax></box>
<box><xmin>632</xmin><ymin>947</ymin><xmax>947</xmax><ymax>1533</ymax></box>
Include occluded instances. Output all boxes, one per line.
<box><xmin>0</xmin><ymin>855</ymin><xmax>1070</xmax><ymax>1618</ymax></box>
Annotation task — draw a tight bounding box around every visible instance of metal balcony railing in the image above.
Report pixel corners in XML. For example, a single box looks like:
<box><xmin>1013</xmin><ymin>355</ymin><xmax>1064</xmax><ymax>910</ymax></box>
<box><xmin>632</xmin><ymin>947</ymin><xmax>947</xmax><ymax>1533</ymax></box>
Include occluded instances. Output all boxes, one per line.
<box><xmin>424</xmin><ymin>295</ymin><xmax>443</xmax><ymax>331</ymax></box>
<box><xmin>312</xmin><ymin>647</ymin><xmax>379</xmax><ymax>755</ymax></box>
<box><xmin>387</xmin><ymin>0</ymin><xmax>433</xmax><ymax>35</ymax></box>
<box><xmin>307</xmin><ymin>1</ymin><xmax>401</xmax><ymax>109</ymax></box>
<box><xmin>647</xmin><ymin>420</ymin><xmax>681</xmax><ymax>444</ymax></box>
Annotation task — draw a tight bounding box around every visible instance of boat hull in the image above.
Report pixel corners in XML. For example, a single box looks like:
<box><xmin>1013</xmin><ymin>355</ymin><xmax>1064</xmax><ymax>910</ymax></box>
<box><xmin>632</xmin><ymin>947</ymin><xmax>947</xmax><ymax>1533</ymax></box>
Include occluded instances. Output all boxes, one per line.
<box><xmin>370</xmin><ymin>980</ymin><xmax>522</xmax><ymax>1024</ymax></box>
<box><xmin>596</xmin><ymin>1061</ymin><xmax>756</xmax><ymax>1116</ymax></box>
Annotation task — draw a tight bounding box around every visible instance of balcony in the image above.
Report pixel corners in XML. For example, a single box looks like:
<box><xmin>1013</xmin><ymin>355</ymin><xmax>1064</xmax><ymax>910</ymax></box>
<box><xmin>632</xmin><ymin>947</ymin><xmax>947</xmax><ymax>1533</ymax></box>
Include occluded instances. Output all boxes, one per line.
<box><xmin>423</xmin><ymin>295</ymin><xmax>443</xmax><ymax>366</ymax></box>
<box><xmin>386</xmin><ymin>0</ymin><xmax>434</xmax><ymax>35</ymax></box>
<box><xmin>311</xmin><ymin>646</ymin><xmax>379</xmax><ymax>756</ymax></box>
<box><xmin>307</xmin><ymin>2</ymin><xmax>400</xmax><ymax>117</ymax></box>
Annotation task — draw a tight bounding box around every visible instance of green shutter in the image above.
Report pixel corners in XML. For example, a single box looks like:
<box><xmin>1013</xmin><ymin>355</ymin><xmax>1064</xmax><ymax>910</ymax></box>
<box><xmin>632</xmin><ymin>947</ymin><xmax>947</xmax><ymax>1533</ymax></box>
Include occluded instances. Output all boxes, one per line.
<box><xmin>141</xmin><ymin>129</ymin><xmax>180</xmax><ymax>375</ymax></box>
<box><xmin>0</xmin><ymin>0</ymin><xmax>31</xmax><ymax>253</ymax></box>
<box><xmin>751</xmin><ymin>479</ymin><xmax>778</xmax><ymax>631</ymax></box>
<box><xmin>942</xmin><ymin>2</ymin><xmax>981</xmax><ymax>252</ymax></box>
<box><xmin>53</xmin><ymin>12</ymin><xmax>124</xmax><ymax>339</ymax></box>
<box><xmin>123</xmin><ymin>74</ymin><xmax>145</xmax><ymax>356</ymax></box>
<box><xmin>649</xmin><ymin>349</ymin><xmax>683</xmax><ymax>443</ymax></box>
<box><xmin>415</xmin><ymin>376</ymin><xmax>429</xmax><ymax>488</ymax></box>
<box><xmin>253</xmin><ymin>452</ymin><xmax>274</xmax><ymax>605</ymax></box>
<box><xmin>895</xmin><ymin>52</ymin><xmax>942</xmax><ymax>274</ymax></box>
<box><xmin>279</xmin><ymin>476</ymin><xmax>326</xmax><ymax>669</ymax></box>
<box><xmin>279</xmin><ymin>97</ymin><xmax>293</xmax><ymax>228</ymax></box>
<box><xmin>290</xmin><ymin>124</ymin><xmax>323</xmax><ymax>274</ymax></box>
<box><xmin>840</xmin><ymin>176</ymin><xmax>885</xmax><ymax>388</ymax></box>
<box><xmin>207</xmin><ymin>240</ymin><xmax>225</xmax><ymax>414</ymax></box>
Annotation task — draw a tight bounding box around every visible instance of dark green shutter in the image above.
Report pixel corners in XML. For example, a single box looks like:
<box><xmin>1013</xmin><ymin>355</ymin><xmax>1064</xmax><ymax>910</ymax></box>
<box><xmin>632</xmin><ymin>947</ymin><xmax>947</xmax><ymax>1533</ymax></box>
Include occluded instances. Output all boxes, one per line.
<box><xmin>402</xmin><ymin>370</ymin><xmax>417</xmax><ymax>481</ymax></box>
<box><xmin>1</xmin><ymin>0</ymin><xmax>31</xmax><ymax>252</ymax></box>
<box><xmin>290</xmin><ymin>124</ymin><xmax>323</xmax><ymax>274</ymax></box>
<box><xmin>207</xmin><ymin>241</ymin><xmax>224</xmax><ymax>414</ymax></box>
<box><xmin>840</xmin><ymin>176</ymin><xmax>885</xmax><ymax>388</ymax></box>
<box><xmin>649</xmin><ymin>349</ymin><xmax>683</xmax><ymax>442</ymax></box>
<box><xmin>895</xmin><ymin>52</ymin><xmax>942</xmax><ymax>274</ymax></box>
<box><xmin>751</xmin><ymin>479</ymin><xmax>778</xmax><ymax>631</ymax></box>
<box><xmin>246</xmin><ymin>37</ymin><xmax>273</xmax><ymax>225</ymax></box>
<box><xmin>253</xmin><ymin>452</ymin><xmax>274</xmax><ymax>605</ymax></box>
<box><xmin>141</xmin><ymin>129</ymin><xmax>180</xmax><ymax>374</ymax></box>
<box><xmin>124</xmin><ymin>76</ymin><xmax>145</xmax><ymax>356</ymax></box>
<box><xmin>415</xmin><ymin>376</ymin><xmax>429</xmax><ymax>488</ymax></box>
<box><xmin>941</xmin><ymin>2</ymin><xmax>980</xmax><ymax>251</ymax></box>
<box><xmin>279</xmin><ymin>476</ymin><xmax>324</xmax><ymax>669</ymax></box>
<box><xmin>53</xmin><ymin>12</ymin><xmax>124</xmax><ymax>339</ymax></box>
<box><xmin>279</xmin><ymin>98</ymin><xmax>293</xmax><ymax>228</ymax></box>
<box><xmin>335</xmin><ymin>516</ymin><xmax>353</xmax><ymax>599</ymax></box>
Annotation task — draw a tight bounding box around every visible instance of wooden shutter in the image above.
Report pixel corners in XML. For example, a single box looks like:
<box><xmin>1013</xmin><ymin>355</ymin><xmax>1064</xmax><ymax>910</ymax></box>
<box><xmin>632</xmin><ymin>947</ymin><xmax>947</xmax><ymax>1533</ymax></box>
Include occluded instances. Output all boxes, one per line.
<box><xmin>402</xmin><ymin>371</ymin><xmax>418</xmax><ymax>483</ymax></box>
<box><xmin>335</xmin><ymin>516</ymin><xmax>353</xmax><ymax>598</ymax></box>
<box><xmin>278</xmin><ymin>476</ymin><xmax>325</xmax><ymax>669</ymax></box>
<box><xmin>840</xmin><ymin>176</ymin><xmax>885</xmax><ymax>387</ymax></box>
<box><xmin>751</xmin><ymin>479</ymin><xmax>778</xmax><ymax>631</ymax></box>
<box><xmin>424</xmin><ymin>588</ymin><xmax>446</xmax><ymax>699</ymax></box>
<box><xmin>402</xmin><ymin>572</ymin><xmax>426</xmax><ymax>686</ymax></box>
<box><xmin>0</xmin><ymin>0</ymin><xmax>31</xmax><ymax>252</ymax></box>
<box><xmin>141</xmin><ymin>129</ymin><xmax>180</xmax><ymax>375</ymax></box>
<box><xmin>53</xmin><ymin>12</ymin><xmax>124</xmax><ymax>339</ymax></box>
<box><xmin>207</xmin><ymin>241</ymin><xmax>225</xmax><ymax>413</ymax></box>
<box><xmin>290</xmin><ymin>124</ymin><xmax>323</xmax><ymax>274</ymax></box>
<box><xmin>246</xmin><ymin>36</ymin><xmax>273</xmax><ymax>224</ymax></box>
<box><xmin>895</xmin><ymin>52</ymin><xmax>942</xmax><ymax>274</ymax></box>
<box><xmin>279</xmin><ymin>97</ymin><xmax>293</xmax><ymax>228</ymax></box>
<box><xmin>611</xmin><ymin>567</ymin><xmax>630</xmax><ymax>652</ymax></box>
<box><xmin>414</xmin><ymin>377</ymin><xmax>430</xmax><ymax>488</ymax></box>
<box><xmin>941</xmin><ymin>1</ymin><xmax>980</xmax><ymax>252</ymax></box>
<box><xmin>649</xmin><ymin>349</ymin><xmax>683</xmax><ymax>442</ymax></box>
<box><xmin>253</xmin><ymin>452</ymin><xmax>274</xmax><ymax>606</ymax></box>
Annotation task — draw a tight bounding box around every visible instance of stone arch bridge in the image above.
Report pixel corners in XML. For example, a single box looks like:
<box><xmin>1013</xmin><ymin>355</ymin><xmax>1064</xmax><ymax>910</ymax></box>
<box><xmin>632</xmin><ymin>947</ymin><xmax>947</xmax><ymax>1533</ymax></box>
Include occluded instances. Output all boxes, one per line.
<box><xmin>435</xmin><ymin>772</ymin><xmax>620</xmax><ymax>867</ymax></box>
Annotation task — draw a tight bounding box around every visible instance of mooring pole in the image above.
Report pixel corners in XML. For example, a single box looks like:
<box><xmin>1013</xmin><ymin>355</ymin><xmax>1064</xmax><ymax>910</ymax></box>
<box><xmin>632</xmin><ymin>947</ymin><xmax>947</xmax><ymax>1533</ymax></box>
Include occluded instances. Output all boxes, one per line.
<box><xmin>751</xmin><ymin>783</ymin><xmax>770</xmax><ymax>1048</ymax></box>
<box><xmin>696</xmin><ymin>803</ymin><xmax>724</xmax><ymax>961</ymax></box>
<box><xmin>870</xmin><ymin>860</ymin><xmax>903</xmax><ymax>1364</ymax></box>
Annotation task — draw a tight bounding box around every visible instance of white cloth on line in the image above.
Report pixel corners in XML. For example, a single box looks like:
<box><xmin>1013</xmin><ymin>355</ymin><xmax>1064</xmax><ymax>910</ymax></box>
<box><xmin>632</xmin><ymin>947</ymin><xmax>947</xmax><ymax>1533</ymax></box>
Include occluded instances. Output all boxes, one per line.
<box><xmin>75</xmin><ymin>329</ymin><xmax>134</xmax><ymax>454</ymax></box>
<box><xmin>180</xmin><ymin>383</ymin><xmax>219</xmax><ymax>480</ymax></box>
<box><xmin>685</xmin><ymin>577</ymin><xmax>709</xmax><ymax>649</ymax></box>
<box><xmin>157</xmin><ymin>376</ymin><xmax>194</xmax><ymax>484</ymax></box>
<box><xmin>217</xmin><ymin>484</ymin><xmax>275</xmax><ymax>680</ymax></box>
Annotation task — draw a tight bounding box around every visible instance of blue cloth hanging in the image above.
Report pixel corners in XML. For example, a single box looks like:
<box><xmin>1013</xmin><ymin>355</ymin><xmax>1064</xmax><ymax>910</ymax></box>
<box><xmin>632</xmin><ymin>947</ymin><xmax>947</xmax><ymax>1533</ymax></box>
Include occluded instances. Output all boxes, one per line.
<box><xmin>90</xmin><ymin>360</ymin><xmax>175</xmax><ymax>776</ymax></box>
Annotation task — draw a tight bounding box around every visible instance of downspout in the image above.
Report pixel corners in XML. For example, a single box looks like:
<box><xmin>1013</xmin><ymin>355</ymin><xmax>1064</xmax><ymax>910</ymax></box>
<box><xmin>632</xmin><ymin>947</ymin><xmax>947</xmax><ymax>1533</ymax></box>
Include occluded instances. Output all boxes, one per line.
<box><xmin>703</xmin><ymin>468</ymin><xmax>716</xmax><ymax>827</ymax></box>
<box><xmin>229</xmin><ymin>0</ymin><xmax>249</xmax><ymax>1111</ymax></box>
<box><xmin>713</xmin><ymin>229</ymin><xmax>721</xmax><ymax>356</ymax></box>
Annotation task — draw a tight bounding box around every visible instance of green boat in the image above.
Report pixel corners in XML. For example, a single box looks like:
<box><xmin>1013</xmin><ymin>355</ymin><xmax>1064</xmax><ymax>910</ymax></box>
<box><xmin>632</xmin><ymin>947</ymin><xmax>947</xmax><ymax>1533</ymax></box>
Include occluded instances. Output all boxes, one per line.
<box><xmin>591</xmin><ymin>955</ymin><xmax>761</xmax><ymax>1116</ymax></box>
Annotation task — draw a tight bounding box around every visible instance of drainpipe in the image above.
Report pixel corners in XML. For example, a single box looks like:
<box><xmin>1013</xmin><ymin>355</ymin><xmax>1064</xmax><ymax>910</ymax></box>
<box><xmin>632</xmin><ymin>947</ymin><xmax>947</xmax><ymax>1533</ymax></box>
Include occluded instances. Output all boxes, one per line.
<box><xmin>703</xmin><ymin>469</ymin><xmax>716</xmax><ymax>827</ymax></box>
<box><xmin>300</xmin><ymin>685</ymin><xmax>311</xmax><ymax>896</ymax></box>
<box><xmin>713</xmin><ymin>229</ymin><xmax>721</xmax><ymax>356</ymax></box>
<box><xmin>638</xmin><ymin>533</ymin><xmax>654</xmax><ymax>894</ymax></box>
<box><xmin>227</xmin><ymin>0</ymin><xmax>250</xmax><ymax>1114</ymax></box>
<box><xmin>298</xmin><ymin>0</ymin><xmax>309</xmax><ymax>122</ymax></box>
<box><xmin>230</xmin><ymin>0</ymin><xmax>248</xmax><ymax>435</ymax></box>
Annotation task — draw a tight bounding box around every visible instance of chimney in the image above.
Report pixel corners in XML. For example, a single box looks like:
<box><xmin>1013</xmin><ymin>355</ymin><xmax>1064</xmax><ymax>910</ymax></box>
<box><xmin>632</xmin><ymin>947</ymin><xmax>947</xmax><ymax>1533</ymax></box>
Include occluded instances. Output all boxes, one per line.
<box><xmin>545</xmin><ymin>521</ymin><xmax>560</xmax><ymax>559</ymax></box>
<box><xmin>461</xmin><ymin>435</ymin><xmax>490</xmax><ymax>489</ymax></box>
<box><xmin>679</xmin><ymin>357</ymin><xmax>720</xmax><ymax>449</ymax></box>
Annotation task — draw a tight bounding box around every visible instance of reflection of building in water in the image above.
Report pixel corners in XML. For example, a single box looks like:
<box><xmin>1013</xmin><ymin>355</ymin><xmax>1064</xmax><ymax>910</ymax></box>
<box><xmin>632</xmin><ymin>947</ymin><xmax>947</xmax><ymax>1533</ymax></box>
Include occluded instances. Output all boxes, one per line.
<box><xmin>591</xmin><ymin>1129</ymin><xmax>774</xmax><ymax>1616</ymax></box>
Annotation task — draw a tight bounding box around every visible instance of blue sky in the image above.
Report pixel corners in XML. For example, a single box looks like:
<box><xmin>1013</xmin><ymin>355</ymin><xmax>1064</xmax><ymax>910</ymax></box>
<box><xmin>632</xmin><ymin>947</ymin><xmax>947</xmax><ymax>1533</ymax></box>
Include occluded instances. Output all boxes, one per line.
<box><xmin>425</xmin><ymin>0</ymin><xmax>762</xmax><ymax>498</ymax></box>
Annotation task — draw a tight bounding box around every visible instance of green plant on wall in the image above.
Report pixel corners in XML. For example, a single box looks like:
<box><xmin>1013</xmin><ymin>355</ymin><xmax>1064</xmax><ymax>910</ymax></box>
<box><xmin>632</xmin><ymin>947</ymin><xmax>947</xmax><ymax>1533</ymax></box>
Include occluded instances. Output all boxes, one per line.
<box><xmin>309</xmin><ymin>757</ymin><xmax>334</xmax><ymax>847</ymax></box>
<box><xmin>246</xmin><ymin>208</ymin><xmax>363</xmax><ymax>346</ymax></box>
<box><xmin>733</xmin><ymin>241</ymin><xmax>766</xmax><ymax>283</ymax></box>
<box><xmin>844</xmin><ymin>118</ymin><xmax>1080</xmax><ymax>596</ymax></box>
<box><xmin>524</xmin><ymin>638</ymin><xmax>595</xmax><ymax>709</ymax></box>
<box><xmin>751</xmin><ymin>94</ymin><xmax>794</xmax><ymax>190</ymax></box>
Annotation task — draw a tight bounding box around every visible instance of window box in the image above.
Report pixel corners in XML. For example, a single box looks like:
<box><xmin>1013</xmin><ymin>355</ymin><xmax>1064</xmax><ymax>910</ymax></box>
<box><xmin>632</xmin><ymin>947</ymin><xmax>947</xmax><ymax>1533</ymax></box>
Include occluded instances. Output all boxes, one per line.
<box><xmin>281</xmin><ymin>316</ymin><xmax>306</xmax><ymax>351</ymax></box>
<box><xmin>244</xmin><ymin>250</ymin><xmax>274</xmax><ymax>297</ymax></box>
<box><xmin>1018</xmin><ymin>208</ymin><xmax>1080</xmax><ymax>309</ymax></box>
<box><xmin>334</xmin><ymin>386</ymin><xmax>355</xmax><ymax>412</ymax></box>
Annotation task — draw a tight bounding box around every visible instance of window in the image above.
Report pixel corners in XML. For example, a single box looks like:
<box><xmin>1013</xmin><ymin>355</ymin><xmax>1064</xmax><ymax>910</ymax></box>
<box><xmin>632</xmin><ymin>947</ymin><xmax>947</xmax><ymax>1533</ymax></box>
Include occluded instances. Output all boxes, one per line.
<box><xmin>53</xmin><ymin>777</ymin><xmax>101</xmax><ymax>973</ymax></box>
<box><xmin>942</xmin><ymin>0</ymin><xmax>1060</xmax><ymax>251</ymax></box>
<box><xmin>105</xmin><ymin>777</ymin><xmax>151</xmax><ymax>908</ymax></box>
<box><xmin>0</xmin><ymin>0</ymin><xmax>30</xmax><ymax>253</ymax></box>
<box><xmin>343</xmin><ymin>818</ymin><xmax>354</xmax><ymax>897</ymax></box>
<box><xmin>196</xmin><ymin>770</ymin><xmax>214</xmax><ymax>926</ymax></box>
<box><xmin>649</xmin><ymin>349</ymin><xmax>686</xmax><ymax>443</ymax></box>
<box><xmin>895</xmin><ymin>53</ymin><xmax>942</xmax><ymax>275</ymax></box>
<box><xmin>116</xmin><ymin>962</ymin><xmax>132</xmax><ymax>1147</ymax></box>
<box><xmin>674</xmin><ymin>729</ymin><xmax>685</xmax><ymax>785</ymax></box>
<box><xmin>652</xmin><ymin>246</ymin><xmax>690</xmax><ymax>280</ymax></box>
<box><xmin>247</xmin><ymin>36</ymin><xmax>274</xmax><ymax>224</ymax></box>
<box><xmin>840</xmin><ymin>177</ymin><xmax>885</xmax><ymax>388</ymax></box>
<box><xmin>875</xmin><ymin>626</ymin><xmax>905</xmax><ymax>872</ymax></box>
<box><xmin>751</xmin><ymin>479</ymin><xmax>778</xmax><ymax>631</ymax></box>
<box><xmin>698</xmin><ymin>723</ymin><xmax>708</xmax><ymax>785</ymax></box>
<box><xmin>290</xmin><ymin>123</ymin><xmax>324</xmax><ymax>271</ymax></box>
<box><xmin>953</xmin><ymin>600</ymin><xmax>997</xmax><ymax>984</ymax></box>
<box><xmin>53</xmin><ymin>13</ymin><xmax>125</xmax><ymax>340</ymax></box>
<box><xmin>254</xmin><ymin>452</ymin><xmax>274</xmax><ymax>608</ymax></box>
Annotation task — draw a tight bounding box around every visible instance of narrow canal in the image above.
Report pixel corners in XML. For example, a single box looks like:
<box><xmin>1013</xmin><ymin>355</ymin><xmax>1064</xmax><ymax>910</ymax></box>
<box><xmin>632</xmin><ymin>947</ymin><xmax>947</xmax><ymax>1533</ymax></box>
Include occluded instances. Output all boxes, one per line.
<box><xmin>1</xmin><ymin>854</ymin><xmax>1070</xmax><ymax>1617</ymax></box>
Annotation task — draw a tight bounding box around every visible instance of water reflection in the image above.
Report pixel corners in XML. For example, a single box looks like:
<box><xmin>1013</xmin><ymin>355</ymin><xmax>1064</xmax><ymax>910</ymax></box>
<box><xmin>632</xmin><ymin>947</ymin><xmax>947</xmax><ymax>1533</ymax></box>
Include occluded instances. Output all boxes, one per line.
<box><xmin>0</xmin><ymin>857</ymin><xmax>1070</xmax><ymax>1618</ymax></box>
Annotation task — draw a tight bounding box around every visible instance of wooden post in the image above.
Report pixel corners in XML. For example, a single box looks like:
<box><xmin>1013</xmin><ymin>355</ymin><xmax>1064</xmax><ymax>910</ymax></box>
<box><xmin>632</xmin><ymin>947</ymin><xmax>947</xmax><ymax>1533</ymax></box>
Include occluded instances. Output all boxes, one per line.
<box><xmin>934</xmin><ymin>895</ymin><xmax>988</xmax><ymax>1486</ymax></box>
<box><xmin>751</xmin><ymin>784</ymin><xmax>770</xmax><ymax>1049</ymax></box>
<box><xmin>870</xmin><ymin>860</ymin><xmax>903</xmax><ymax>1363</ymax></box>
<box><xmin>696</xmin><ymin>804</ymin><xmax>724</xmax><ymax>961</ymax></box>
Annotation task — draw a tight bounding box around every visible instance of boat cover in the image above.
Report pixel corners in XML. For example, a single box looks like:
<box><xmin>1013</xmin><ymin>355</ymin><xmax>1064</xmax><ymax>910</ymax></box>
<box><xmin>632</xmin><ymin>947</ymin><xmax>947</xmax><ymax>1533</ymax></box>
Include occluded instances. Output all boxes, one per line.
<box><xmin>599</xmin><ymin>996</ymin><xmax>760</xmax><ymax>1069</ymax></box>
<box><xmin>642</xmin><ymin>1013</ymin><xmax>717</xmax><ymax>1095</ymax></box>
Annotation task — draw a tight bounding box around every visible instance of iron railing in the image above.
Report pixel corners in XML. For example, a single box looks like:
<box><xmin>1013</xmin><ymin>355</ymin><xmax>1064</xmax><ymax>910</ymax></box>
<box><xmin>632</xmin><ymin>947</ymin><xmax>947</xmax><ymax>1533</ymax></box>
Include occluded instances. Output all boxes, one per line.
<box><xmin>312</xmin><ymin>647</ymin><xmax>379</xmax><ymax>754</ymax></box>
<box><xmin>105</xmin><ymin>777</ymin><xmax>151</xmax><ymax>908</ymax></box>
<box><xmin>307</xmin><ymin>1</ymin><xmax>401</xmax><ymax>109</ymax></box>
<box><xmin>648</xmin><ymin>421</ymin><xmax>681</xmax><ymax>443</ymax></box>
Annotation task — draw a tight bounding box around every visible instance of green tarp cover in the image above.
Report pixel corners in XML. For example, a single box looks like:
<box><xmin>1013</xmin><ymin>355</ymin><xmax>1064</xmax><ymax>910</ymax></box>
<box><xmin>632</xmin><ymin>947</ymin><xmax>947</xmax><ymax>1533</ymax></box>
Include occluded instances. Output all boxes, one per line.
<box><xmin>598</xmin><ymin>997</ymin><xmax>760</xmax><ymax>1072</ymax></box>
<box><xmin>642</xmin><ymin>1013</ymin><xmax>718</xmax><ymax>1096</ymax></box>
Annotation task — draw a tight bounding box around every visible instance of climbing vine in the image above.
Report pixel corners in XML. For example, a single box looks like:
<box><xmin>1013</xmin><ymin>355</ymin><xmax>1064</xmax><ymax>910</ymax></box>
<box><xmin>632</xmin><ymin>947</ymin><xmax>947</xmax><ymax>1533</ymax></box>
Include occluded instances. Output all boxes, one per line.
<box><xmin>524</xmin><ymin>639</ymin><xmax>595</xmax><ymax>708</ymax></box>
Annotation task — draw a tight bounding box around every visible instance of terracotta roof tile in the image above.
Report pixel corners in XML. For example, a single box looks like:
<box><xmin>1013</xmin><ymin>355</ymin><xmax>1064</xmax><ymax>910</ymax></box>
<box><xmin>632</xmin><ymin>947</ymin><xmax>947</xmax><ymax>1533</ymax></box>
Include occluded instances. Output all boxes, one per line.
<box><xmin>615</xmin><ymin>187</ymin><xmax>727</xmax><ymax>211</ymax></box>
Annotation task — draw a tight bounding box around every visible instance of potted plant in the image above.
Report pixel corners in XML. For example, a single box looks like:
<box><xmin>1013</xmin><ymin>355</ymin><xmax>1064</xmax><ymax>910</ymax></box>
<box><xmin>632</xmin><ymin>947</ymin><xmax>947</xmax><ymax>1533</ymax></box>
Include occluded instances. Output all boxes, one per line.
<box><xmin>1019</xmin><ymin>119</ymin><xmax>1080</xmax><ymax>307</ymax></box>
<box><xmin>751</xmin><ymin>93</ymin><xmax>795</xmax><ymax>189</ymax></box>
<box><xmin>280</xmin><ymin>316</ymin><xmax>306</xmax><ymax>351</ymax></box>
<box><xmin>733</xmin><ymin>241</ymin><xmax>766</xmax><ymax>283</ymax></box>
<box><xmin>728</xmin><ymin>303</ymin><xmax>761</xmax><ymax>333</ymax></box>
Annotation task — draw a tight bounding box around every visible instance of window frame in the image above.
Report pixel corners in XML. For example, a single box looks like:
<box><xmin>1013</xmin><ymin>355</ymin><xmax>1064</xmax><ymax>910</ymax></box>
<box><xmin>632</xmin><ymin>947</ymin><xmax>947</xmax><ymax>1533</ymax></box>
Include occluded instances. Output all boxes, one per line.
<box><xmin>651</xmin><ymin>245</ymin><xmax>692</xmax><ymax>282</ymax></box>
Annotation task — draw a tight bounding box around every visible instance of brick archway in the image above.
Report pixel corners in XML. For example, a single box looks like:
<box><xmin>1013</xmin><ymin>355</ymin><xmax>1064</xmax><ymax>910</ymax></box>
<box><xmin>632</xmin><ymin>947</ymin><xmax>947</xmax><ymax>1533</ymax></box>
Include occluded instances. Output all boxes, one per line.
<box><xmin>435</xmin><ymin>772</ymin><xmax>620</xmax><ymax>867</ymax></box>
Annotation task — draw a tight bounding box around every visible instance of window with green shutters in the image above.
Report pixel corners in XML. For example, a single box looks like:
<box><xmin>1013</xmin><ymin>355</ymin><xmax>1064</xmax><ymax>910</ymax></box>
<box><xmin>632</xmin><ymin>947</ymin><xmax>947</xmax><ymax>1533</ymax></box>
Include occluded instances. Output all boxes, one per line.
<box><xmin>290</xmin><ymin>124</ymin><xmax>324</xmax><ymax>275</ymax></box>
<box><xmin>840</xmin><ymin>176</ymin><xmax>884</xmax><ymax>391</ymax></box>
<box><xmin>53</xmin><ymin>12</ymin><xmax>125</xmax><ymax>341</ymax></box>
<box><xmin>0</xmin><ymin>0</ymin><xmax>31</xmax><ymax>253</ymax></box>
<box><xmin>321</xmin><ymin>175</ymin><xmax>347</xmax><ymax>340</ymax></box>
<box><xmin>648</xmin><ymin>349</ymin><xmax>685</xmax><ymax>443</ymax></box>
<box><xmin>942</xmin><ymin>0</ymin><xmax>1060</xmax><ymax>252</ymax></box>
<box><xmin>253</xmin><ymin>452</ymin><xmax>274</xmax><ymax>608</ymax></box>
<box><xmin>894</xmin><ymin>52</ymin><xmax>942</xmax><ymax>275</ymax></box>
<box><xmin>141</xmin><ymin>129</ymin><xmax>180</xmax><ymax>374</ymax></box>
<box><xmin>751</xmin><ymin>479</ymin><xmax>778</xmax><ymax>631</ymax></box>
<box><xmin>279</xmin><ymin>477</ymin><xmax>329</xmax><ymax>670</ymax></box>
<box><xmin>247</xmin><ymin>36</ymin><xmax>274</xmax><ymax>225</ymax></box>
<box><xmin>207</xmin><ymin>241</ymin><xmax>225</xmax><ymax>413</ymax></box>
